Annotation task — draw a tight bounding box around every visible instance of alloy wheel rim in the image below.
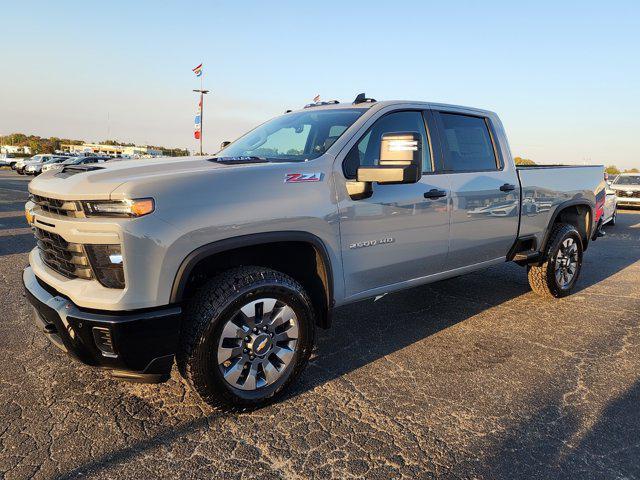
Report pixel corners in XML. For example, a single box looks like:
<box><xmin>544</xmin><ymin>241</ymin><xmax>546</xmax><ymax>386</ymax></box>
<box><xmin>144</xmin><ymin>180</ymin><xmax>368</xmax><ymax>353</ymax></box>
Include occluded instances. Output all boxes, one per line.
<box><xmin>554</xmin><ymin>238</ymin><xmax>579</xmax><ymax>289</ymax></box>
<box><xmin>217</xmin><ymin>298</ymin><xmax>299</xmax><ymax>391</ymax></box>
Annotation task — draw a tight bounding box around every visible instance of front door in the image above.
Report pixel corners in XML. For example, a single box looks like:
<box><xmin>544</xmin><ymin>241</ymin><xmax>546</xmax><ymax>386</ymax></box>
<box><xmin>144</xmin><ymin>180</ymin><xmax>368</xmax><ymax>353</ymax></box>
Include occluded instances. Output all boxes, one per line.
<box><xmin>337</xmin><ymin>110</ymin><xmax>451</xmax><ymax>298</ymax></box>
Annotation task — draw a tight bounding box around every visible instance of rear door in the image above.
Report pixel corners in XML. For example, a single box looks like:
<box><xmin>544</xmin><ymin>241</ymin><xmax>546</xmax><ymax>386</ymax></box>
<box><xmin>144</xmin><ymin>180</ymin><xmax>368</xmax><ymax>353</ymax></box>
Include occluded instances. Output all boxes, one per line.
<box><xmin>432</xmin><ymin>110</ymin><xmax>520</xmax><ymax>269</ymax></box>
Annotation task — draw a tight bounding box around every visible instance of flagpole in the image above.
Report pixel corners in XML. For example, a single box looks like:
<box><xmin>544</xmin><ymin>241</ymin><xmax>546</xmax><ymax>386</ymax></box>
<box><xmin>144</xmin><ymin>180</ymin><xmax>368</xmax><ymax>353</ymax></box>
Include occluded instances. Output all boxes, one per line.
<box><xmin>192</xmin><ymin>65</ymin><xmax>209</xmax><ymax>156</ymax></box>
<box><xmin>200</xmin><ymin>73</ymin><xmax>203</xmax><ymax>155</ymax></box>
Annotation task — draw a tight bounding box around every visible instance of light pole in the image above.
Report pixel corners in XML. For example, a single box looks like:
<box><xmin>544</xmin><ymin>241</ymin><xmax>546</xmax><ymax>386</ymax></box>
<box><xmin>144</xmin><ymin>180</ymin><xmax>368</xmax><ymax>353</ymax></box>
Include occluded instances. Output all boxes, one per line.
<box><xmin>193</xmin><ymin>89</ymin><xmax>209</xmax><ymax>155</ymax></box>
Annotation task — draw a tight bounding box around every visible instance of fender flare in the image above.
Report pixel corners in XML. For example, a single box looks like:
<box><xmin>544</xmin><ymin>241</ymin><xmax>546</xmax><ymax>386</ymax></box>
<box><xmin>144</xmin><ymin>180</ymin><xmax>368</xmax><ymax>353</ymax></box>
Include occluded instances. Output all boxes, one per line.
<box><xmin>540</xmin><ymin>199</ymin><xmax>595</xmax><ymax>254</ymax></box>
<box><xmin>169</xmin><ymin>231</ymin><xmax>335</xmax><ymax>322</ymax></box>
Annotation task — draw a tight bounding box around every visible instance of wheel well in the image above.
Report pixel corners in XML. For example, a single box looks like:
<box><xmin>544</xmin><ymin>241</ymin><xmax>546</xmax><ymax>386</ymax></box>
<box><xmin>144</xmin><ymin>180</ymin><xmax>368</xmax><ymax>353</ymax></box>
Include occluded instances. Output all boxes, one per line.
<box><xmin>551</xmin><ymin>204</ymin><xmax>591</xmax><ymax>251</ymax></box>
<box><xmin>176</xmin><ymin>241</ymin><xmax>332</xmax><ymax>328</ymax></box>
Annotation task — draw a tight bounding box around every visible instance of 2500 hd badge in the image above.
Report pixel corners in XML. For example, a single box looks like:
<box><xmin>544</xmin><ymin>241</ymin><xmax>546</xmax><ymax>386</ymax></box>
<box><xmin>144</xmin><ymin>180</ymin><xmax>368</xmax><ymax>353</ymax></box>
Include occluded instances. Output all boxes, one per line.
<box><xmin>349</xmin><ymin>237</ymin><xmax>395</xmax><ymax>249</ymax></box>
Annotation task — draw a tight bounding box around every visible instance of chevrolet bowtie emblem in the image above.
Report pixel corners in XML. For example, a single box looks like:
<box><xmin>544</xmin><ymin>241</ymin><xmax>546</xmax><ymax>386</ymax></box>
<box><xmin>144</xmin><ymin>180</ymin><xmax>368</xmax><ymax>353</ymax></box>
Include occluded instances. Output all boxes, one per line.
<box><xmin>256</xmin><ymin>337</ymin><xmax>270</xmax><ymax>353</ymax></box>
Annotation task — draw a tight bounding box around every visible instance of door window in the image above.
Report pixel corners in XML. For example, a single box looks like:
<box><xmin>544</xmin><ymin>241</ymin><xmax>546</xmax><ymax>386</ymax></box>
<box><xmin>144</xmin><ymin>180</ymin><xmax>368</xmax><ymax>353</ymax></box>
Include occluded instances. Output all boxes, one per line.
<box><xmin>438</xmin><ymin>113</ymin><xmax>498</xmax><ymax>172</ymax></box>
<box><xmin>343</xmin><ymin>111</ymin><xmax>431</xmax><ymax>179</ymax></box>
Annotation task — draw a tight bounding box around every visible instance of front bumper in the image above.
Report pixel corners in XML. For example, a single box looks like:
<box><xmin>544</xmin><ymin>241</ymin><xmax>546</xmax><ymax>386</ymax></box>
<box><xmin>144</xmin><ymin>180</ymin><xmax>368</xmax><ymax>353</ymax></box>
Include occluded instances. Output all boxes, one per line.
<box><xmin>23</xmin><ymin>266</ymin><xmax>182</xmax><ymax>382</ymax></box>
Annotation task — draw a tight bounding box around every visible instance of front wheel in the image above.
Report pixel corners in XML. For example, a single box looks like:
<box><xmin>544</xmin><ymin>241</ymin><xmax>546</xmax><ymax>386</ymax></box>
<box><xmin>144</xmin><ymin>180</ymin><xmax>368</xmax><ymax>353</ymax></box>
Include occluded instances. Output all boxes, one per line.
<box><xmin>528</xmin><ymin>223</ymin><xmax>584</xmax><ymax>298</ymax></box>
<box><xmin>177</xmin><ymin>266</ymin><xmax>315</xmax><ymax>410</ymax></box>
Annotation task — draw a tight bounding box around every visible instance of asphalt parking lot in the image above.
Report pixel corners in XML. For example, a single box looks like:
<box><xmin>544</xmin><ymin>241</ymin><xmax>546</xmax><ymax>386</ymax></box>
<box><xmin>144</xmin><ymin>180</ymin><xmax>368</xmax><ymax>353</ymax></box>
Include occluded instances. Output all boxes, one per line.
<box><xmin>0</xmin><ymin>169</ymin><xmax>638</xmax><ymax>480</ymax></box>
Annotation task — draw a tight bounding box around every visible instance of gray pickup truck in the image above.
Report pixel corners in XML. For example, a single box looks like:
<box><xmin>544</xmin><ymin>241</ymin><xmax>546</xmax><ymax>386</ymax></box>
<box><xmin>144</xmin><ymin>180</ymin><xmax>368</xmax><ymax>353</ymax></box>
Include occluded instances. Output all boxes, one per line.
<box><xmin>23</xmin><ymin>95</ymin><xmax>606</xmax><ymax>409</ymax></box>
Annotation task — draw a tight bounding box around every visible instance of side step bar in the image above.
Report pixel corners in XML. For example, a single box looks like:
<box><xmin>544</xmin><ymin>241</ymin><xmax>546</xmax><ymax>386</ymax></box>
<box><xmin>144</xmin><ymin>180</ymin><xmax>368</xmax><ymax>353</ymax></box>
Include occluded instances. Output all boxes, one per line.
<box><xmin>513</xmin><ymin>251</ymin><xmax>542</xmax><ymax>263</ymax></box>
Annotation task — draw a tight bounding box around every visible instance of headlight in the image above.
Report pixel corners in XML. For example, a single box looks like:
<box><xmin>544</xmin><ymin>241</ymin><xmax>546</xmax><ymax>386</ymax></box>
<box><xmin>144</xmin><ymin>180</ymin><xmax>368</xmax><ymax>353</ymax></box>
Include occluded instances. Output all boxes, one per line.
<box><xmin>81</xmin><ymin>198</ymin><xmax>154</xmax><ymax>218</ymax></box>
<box><xmin>85</xmin><ymin>244</ymin><xmax>125</xmax><ymax>288</ymax></box>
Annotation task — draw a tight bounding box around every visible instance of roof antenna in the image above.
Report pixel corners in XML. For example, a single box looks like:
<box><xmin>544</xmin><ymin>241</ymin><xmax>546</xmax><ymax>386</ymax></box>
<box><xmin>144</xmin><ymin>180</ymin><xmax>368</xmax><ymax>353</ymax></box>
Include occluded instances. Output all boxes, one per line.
<box><xmin>353</xmin><ymin>92</ymin><xmax>377</xmax><ymax>104</ymax></box>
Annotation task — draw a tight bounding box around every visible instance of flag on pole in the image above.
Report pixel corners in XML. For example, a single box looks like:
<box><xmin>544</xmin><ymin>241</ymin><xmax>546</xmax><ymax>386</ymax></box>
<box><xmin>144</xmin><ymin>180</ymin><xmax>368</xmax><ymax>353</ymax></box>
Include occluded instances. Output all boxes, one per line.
<box><xmin>192</xmin><ymin>63</ymin><xmax>203</xmax><ymax>77</ymax></box>
<box><xmin>313</xmin><ymin>94</ymin><xmax>320</xmax><ymax>103</ymax></box>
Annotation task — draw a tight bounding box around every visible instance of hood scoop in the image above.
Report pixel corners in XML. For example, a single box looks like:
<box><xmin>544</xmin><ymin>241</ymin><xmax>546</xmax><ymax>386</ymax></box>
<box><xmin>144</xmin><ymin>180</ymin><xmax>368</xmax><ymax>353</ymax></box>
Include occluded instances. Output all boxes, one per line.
<box><xmin>55</xmin><ymin>165</ymin><xmax>105</xmax><ymax>178</ymax></box>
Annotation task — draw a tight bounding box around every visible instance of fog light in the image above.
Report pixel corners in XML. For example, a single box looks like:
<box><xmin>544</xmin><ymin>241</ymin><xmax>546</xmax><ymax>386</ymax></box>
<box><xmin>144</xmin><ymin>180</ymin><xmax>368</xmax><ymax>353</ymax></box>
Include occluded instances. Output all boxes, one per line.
<box><xmin>92</xmin><ymin>327</ymin><xmax>117</xmax><ymax>358</ymax></box>
<box><xmin>85</xmin><ymin>245</ymin><xmax>125</xmax><ymax>288</ymax></box>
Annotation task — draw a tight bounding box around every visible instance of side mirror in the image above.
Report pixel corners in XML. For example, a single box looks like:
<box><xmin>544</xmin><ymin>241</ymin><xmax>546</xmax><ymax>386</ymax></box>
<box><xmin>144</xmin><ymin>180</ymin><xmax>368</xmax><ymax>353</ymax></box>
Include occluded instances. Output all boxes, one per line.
<box><xmin>346</xmin><ymin>132</ymin><xmax>422</xmax><ymax>200</ymax></box>
<box><xmin>357</xmin><ymin>132</ymin><xmax>422</xmax><ymax>185</ymax></box>
<box><xmin>220</xmin><ymin>141</ymin><xmax>231</xmax><ymax>149</ymax></box>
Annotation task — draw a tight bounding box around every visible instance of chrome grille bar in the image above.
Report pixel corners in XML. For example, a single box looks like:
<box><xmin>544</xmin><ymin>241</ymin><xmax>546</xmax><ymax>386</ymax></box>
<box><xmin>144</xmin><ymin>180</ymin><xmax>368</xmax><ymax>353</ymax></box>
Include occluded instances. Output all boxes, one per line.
<box><xmin>34</xmin><ymin>227</ymin><xmax>92</xmax><ymax>279</ymax></box>
<box><xmin>31</xmin><ymin>195</ymin><xmax>84</xmax><ymax>218</ymax></box>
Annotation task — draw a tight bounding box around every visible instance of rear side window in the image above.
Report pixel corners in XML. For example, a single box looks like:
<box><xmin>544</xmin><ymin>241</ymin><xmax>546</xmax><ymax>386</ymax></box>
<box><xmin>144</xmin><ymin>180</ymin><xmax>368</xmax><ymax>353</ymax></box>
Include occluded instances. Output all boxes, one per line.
<box><xmin>438</xmin><ymin>113</ymin><xmax>498</xmax><ymax>172</ymax></box>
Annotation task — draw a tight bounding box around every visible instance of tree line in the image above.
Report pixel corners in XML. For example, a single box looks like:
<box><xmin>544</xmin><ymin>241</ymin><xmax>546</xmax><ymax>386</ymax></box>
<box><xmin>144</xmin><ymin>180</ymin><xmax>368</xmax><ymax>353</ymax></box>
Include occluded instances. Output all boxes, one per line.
<box><xmin>0</xmin><ymin>133</ymin><xmax>189</xmax><ymax>157</ymax></box>
<box><xmin>514</xmin><ymin>157</ymin><xmax>637</xmax><ymax>174</ymax></box>
<box><xmin>605</xmin><ymin>165</ymin><xmax>639</xmax><ymax>175</ymax></box>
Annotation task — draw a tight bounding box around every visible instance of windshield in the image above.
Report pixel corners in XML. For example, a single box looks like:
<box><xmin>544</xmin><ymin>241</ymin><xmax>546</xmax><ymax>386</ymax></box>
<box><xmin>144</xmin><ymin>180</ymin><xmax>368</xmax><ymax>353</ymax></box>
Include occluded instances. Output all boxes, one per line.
<box><xmin>218</xmin><ymin>108</ymin><xmax>365</xmax><ymax>162</ymax></box>
<box><xmin>613</xmin><ymin>175</ymin><xmax>640</xmax><ymax>186</ymax></box>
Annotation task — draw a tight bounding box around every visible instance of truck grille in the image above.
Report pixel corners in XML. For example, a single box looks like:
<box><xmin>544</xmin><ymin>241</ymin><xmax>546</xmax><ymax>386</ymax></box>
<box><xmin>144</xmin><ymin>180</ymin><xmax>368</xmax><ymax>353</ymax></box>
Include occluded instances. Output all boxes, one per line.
<box><xmin>31</xmin><ymin>195</ymin><xmax>84</xmax><ymax>218</ymax></box>
<box><xmin>616</xmin><ymin>190</ymin><xmax>640</xmax><ymax>198</ymax></box>
<box><xmin>34</xmin><ymin>227</ymin><xmax>92</xmax><ymax>280</ymax></box>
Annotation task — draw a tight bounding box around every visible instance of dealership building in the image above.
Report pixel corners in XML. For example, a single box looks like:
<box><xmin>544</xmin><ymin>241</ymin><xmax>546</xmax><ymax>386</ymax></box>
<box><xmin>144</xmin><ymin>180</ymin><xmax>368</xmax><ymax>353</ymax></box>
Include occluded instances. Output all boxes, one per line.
<box><xmin>0</xmin><ymin>145</ymin><xmax>31</xmax><ymax>155</ymax></box>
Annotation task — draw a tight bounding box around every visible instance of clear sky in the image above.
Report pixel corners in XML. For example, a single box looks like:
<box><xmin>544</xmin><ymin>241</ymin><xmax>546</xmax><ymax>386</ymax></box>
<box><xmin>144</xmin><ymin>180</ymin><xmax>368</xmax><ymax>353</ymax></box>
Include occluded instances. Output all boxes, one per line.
<box><xmin>1</xmin><ymin>0</ymin><xmax>638</xmax><ymax>168</ymax></box>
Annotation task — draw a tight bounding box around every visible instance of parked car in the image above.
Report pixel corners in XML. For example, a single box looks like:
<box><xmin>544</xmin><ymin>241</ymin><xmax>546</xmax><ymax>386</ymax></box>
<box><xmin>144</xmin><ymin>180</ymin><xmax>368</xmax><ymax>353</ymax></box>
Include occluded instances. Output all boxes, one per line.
<box><xmin>608</xmin><ymin>173</ymin><xmax>640</xmax><ymax>208</ymax></box>
<box><xmin>0</xmin><ymin>153</ymin><xmax>20</xmax><ymax>168</ymax></box>
<box><xmin>24</xmin><ymin>156</ymin><xmax>68</xmax><ymax>175</ymax></box>
<box><xmin>23</xmin><ymin>96</ymin><xmax>606</xmax><ymax>409</ymax></box>
<box><xmin>602</xmin><ymin>188</ymin><xmax>618</xmax><ymax>225</ymax></box>
<box><xmin>15</xmin><ymin>155</ymin><xmax>52</xmax><ymax>174</ymax></box>
<box><xmin>40</xmin><ymin>155</ymin><xmax>111</xmax><ymax>173</ymax></box>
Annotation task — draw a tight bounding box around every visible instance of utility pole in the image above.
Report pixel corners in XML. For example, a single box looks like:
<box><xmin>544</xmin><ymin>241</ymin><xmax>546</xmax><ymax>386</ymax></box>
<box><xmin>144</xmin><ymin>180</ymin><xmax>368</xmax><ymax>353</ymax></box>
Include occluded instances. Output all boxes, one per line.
<box><xmin>193</xmin><ymin>88</ymin><xmax>209</xmax><ymax>155</ymax></box>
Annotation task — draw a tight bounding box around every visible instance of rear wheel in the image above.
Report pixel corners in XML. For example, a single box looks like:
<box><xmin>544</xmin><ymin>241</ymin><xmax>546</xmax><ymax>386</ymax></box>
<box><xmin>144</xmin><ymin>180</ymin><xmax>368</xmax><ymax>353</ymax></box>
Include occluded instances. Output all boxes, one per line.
<box><xmin>609</xmin><ymin>211</ymin><xmax>616</xmax><ymax>226</ymax></box>
<box><xmin>528</xmin><ymin>223</ymin><xmax>583</xmax><ymax>298</ymax></box>
<box><xmin>177</xmin><ymin>266</ymin><xmax>315</xmax><ymax>410</ymax></box>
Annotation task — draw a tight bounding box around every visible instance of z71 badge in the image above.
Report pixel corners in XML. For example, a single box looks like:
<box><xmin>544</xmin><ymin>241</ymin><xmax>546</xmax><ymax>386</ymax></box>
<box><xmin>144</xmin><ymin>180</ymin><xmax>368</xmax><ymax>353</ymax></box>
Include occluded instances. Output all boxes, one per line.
<box><xmin>284</xmin><ymin>173</ymin><xmax>323</xmax><ymax>183</ymax></box>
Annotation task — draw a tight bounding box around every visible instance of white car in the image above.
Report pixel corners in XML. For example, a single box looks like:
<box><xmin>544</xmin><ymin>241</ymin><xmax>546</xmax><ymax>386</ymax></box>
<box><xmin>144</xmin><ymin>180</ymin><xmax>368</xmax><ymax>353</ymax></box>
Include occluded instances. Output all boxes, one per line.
<box><xmin>24</xmin><ymin>156</ymin><xmax>67</xmax><ymax>175</ymax></box>
<box><xmin>41</xmin><ymin>155</ymin><xmax>111</xmax><ymax>173</ymax></box>
<box><xmin>602</xmin><ymin>188</ymin><xmax>618</xmax><ymax>226</ymax></box>
<box><xmin>609</xmin><ymin>173</ymin><xmax>640</xmax><ymax>208</ymax></box>
<box><xmin>15</xmin><ymin>154</ymin><xmax>52</xmax><ymax>174</ymax></box>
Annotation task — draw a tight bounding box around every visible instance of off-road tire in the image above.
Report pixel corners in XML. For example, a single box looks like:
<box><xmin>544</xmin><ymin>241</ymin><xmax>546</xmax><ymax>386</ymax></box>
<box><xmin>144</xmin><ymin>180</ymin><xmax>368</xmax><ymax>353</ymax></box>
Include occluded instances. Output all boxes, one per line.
<box><xmin>528</xmin><ymin>223</ymin><xmax>583</xmax><ymax>298</ymax></box>
<box><xmin>177</xmin><ymin>266</ymin><xmax>315</xmax><ymax>410</ymax></box>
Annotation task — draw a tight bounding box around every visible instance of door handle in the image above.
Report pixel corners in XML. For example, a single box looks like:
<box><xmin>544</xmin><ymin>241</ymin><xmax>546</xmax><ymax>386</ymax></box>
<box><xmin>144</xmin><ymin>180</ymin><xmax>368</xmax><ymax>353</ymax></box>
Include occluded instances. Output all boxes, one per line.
<box><xmin>424</xmin><ymin>189</ymin><xmax>447</xmax><ymax>199</ymax></box>
<box><xmin>500</xmin><ymin>183</ymin><xmax>516</xmax><ymax>192</ymax></box>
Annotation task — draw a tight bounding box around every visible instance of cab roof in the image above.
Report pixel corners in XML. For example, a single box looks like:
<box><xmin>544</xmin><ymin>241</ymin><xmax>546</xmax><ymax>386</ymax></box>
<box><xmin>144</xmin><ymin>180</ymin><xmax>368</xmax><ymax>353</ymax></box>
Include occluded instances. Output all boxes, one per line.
<box><xmin>292</xmin><ymin>99</ymin><xmax>495</xmax><ymax>117</ymax></box>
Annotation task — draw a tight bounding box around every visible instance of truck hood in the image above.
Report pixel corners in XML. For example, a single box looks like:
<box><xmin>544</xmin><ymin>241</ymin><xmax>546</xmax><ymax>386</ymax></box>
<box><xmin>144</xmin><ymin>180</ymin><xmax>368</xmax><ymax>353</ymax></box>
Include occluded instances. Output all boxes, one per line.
<box><xmin>28</xmin><ymin>156</ymin><xmax>234</xmax><ymax>200</ymax></box>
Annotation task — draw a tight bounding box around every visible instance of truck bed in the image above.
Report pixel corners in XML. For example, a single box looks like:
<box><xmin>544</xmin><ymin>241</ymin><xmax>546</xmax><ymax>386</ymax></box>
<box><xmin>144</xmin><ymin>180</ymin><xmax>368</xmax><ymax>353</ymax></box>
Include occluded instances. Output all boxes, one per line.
<box><xmin>516</xmin><ymin>165</ymin><xmax>605</xmax><ymax>248</ymax></box>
